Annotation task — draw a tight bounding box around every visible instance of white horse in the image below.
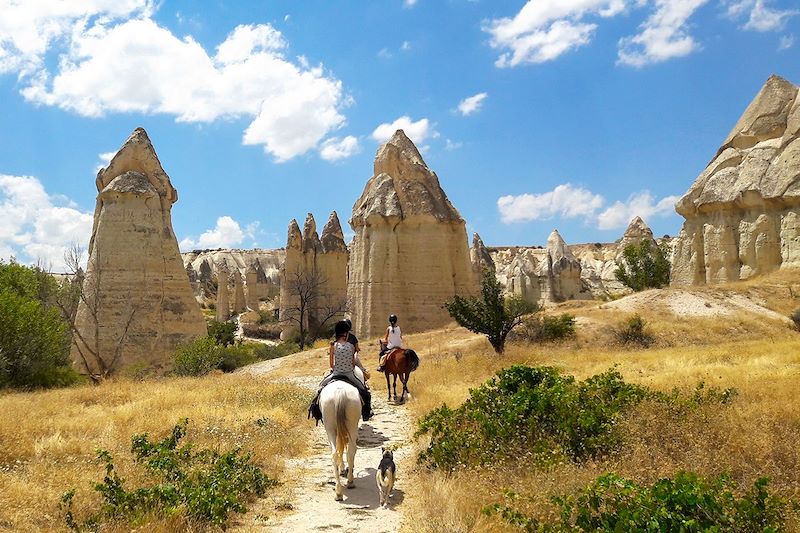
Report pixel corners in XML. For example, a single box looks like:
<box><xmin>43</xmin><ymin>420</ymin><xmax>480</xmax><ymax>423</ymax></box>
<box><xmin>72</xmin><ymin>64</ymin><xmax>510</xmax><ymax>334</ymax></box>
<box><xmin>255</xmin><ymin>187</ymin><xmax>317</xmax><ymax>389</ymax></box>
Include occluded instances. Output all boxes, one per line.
<box><xmin>319</xmin><ymin>367</ymin><xmax>365</xmax><ymax>501</ymax></box>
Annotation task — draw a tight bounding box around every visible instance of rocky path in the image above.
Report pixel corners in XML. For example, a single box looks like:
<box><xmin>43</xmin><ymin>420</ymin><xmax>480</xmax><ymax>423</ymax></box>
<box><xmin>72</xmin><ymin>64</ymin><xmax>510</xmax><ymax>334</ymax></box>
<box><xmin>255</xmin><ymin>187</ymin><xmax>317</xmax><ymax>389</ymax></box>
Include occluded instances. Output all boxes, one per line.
<box><xmin>235</xmin><ymin>361</ymin><xmax>413</xmax><ymax>532</ymax></box>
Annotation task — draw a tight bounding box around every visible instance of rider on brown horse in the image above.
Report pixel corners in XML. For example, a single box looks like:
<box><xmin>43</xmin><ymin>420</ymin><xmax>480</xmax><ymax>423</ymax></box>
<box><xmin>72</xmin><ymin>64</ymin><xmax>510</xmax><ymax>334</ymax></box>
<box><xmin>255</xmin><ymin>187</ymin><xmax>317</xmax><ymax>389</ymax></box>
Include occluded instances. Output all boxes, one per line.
<box><xmin>377</xmin><ymin>314</ymin><xmax>403</xmax><ymax>372</ymax></box>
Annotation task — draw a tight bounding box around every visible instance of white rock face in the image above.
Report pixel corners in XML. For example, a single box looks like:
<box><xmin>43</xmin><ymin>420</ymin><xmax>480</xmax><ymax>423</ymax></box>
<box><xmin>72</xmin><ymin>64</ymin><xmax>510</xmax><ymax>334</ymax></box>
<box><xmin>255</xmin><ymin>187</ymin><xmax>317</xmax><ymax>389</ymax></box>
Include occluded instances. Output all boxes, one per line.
<box><xmin>279</xmin><ymin>212</ymin><xmax>348</xmax><ymax>339</ymax></box>
<box><xmin>182</xmin><ymin>249</ymin><xmax>284</xmax><ymax>304</ymax></box>
<box><xmin>672</xmin><ymin>75</ymin><xmax>800</xmax><ymax>285</ymax></box>
<box><xmin>348</xmin><ymin>130</ymin><xmax>474</xmax><ymax>337</ymax></box>
<box><xmin>72</xmin><ymin>128</ymin><xmax>206</xmax><ymax>374</ymax></box>
<box><xmin>215</xmin><ymin>263</ymin><xmax>230</xmax><ymax>322</ymax></box>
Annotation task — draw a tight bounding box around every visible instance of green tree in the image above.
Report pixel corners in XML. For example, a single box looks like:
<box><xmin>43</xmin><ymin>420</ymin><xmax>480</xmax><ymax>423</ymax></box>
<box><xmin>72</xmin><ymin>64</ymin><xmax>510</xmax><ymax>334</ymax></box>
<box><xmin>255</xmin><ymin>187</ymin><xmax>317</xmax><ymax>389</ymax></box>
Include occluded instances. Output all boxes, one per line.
<box><xmin>0</xmin><ymin>260</ymin><xmax>79</xmax><ymax>388</ymax></box>
<box><xmin>444</xmin><ymin>268</ymin><xmax>537</xmax><ymax>354</ymax></box>
<box><xmin>615</xmin><ymin>239</ymin><xmax>671</xmax><ymax>291</ymax></box>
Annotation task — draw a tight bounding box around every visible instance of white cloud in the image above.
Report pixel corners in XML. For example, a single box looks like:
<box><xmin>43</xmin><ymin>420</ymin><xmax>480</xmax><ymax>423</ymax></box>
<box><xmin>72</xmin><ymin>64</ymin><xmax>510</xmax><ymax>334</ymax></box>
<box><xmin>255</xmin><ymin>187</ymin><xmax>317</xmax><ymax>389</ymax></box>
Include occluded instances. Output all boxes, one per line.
<box><xmin>0</xmin><ymin>174</ymin><xmax>93</xmax><ymax>270</ymax></box>
<box><xmin>596</xmin><ymin>191</ymin><xmax>679</xmax><ymax>229</ymax></box>
<box><xmin>617</xmin><ymin>0</ymin><xmax>709</xmax><ymax>67</ymax></box>
<box><xmin>726</xmin><ymin>0</ymin><xmax>798</xmax><ymax>32</ymax></box>
<box><xmin>779</xmin><ymin>34</ymin><xmax>795</xmax><ymax>50</ymax></box>
<box><xmin>458</xmin><ymin>92</ymin><xmax>488</xmax><ymax>116</ymax></box>
<box><xmin>484</xmin><ymin>0</ymin><xmax>627</xmax><ymax>67</ymax></box>
<box><xmin>1</xmin><ymin>5</ymin><xmax>349</xmax><ymax>163</ymax></box>
<box><xmin>404</xmin><ymin>0</ymin><xmax>418</xmax><ymax>7</ymax></box>
<box><xmin>96</xmin><ymin>151</ymin><xmax>115</xmax><ymax>171</ymax></box>
<box><xmin>371</xmin><ymin>116</ymin><xmax>439</xmax><ymax>145</ymax></box>
<box><xmin>180</xmin><ymin>216</ymin><xmax>255</xmax><ymax>251</ymax></box>
<box><xmin>401</xmin><ymin>40</ymin><xmax>412</xmax><ymax>51</ymax></box>
<box><xmin>319</xmin><ymin>135</ymin><xmax>360</xmax><ymax>161</ymax></box>
<box><xmin>498</xmin><ymin>184</ymin><xmax>605</xmax><ymax>224</ymax></box>
<box><xmin>445</xmin><ymin>139</ymin><xmax>463</xmax><ymax>151</ymax></box>
<box><xmin>377</xmin><ymin>47</ymin><xmax>393</xmax><ymax>59</ymax></box>
<box><xmin>498</xmin><ymin>184</ymin><xmax>678</xmax><ymax>229</ymax></box>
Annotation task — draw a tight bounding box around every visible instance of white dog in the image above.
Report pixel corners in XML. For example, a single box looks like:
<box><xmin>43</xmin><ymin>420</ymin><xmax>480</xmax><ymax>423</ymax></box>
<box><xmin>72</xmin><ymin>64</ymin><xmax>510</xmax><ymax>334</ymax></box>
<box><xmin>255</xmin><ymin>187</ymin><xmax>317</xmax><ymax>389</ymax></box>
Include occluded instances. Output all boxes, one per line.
<box><xmin>376</xmin><ymin>447</ymin><xmax>396</xmax><ymax>508</ymax></box>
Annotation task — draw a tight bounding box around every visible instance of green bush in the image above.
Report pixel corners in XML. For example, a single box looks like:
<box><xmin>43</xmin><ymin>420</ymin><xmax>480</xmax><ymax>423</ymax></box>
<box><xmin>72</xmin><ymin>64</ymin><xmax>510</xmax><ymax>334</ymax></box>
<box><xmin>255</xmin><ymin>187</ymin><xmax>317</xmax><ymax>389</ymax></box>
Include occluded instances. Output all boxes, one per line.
<box><xmin>0</xmin><ymin>260</ymin><xmax>81</xmax><ymax>389</ymax></box>
<box><xmin>614</xmin><ymin>314</ymin><xmax>654</xmax><ymax>347</ymax></box>
<box><xmin>790</xmin><ymin>308</ymin><xmax>800</xmax><ymax>331</ymax></box>
<box><xmin>484</xmin><ymin>472</ymin><xmax>785</xmax><ymax>532</ymax></box>
<box><xmin>207</xmin><ymin>319</ymin><xmax>236</xmax><ymax>347</ymax></box>
<box><xmin>416</xmin><ymin>366</ymin><xmax>651</xmax><ymax>469</ymax></box>
<box><xmin>514</xmin><ymin>314</ymin><xmax>576</xmax><ymax>343</ymax></box>
<box><xmin>61</xmin><ymin>419</ymin><xmax>275</xmax><ymax>529</ymax></box>
<box><xmin>253</xmin><ymin>342</ymin><xmax>300</xmax><ymax>361</ymax></box>
<box><xmin>615</xmin><ymin>239</ymin><xmax>671</xmax><ymax>291</ymax></box>
<box><xmin>172</xmin><ymin>337</ymin><xmax>224</xmax><ymax>376</ymax></box>
<box><xmin>241</xmin><ymin>322</ymin><xmax>282</xmax><ymax>340</ymax></box>
<box><xmin>218</xmin><ymin>345</ymin><xmax>259</xmax><ymax>372</ymax></box>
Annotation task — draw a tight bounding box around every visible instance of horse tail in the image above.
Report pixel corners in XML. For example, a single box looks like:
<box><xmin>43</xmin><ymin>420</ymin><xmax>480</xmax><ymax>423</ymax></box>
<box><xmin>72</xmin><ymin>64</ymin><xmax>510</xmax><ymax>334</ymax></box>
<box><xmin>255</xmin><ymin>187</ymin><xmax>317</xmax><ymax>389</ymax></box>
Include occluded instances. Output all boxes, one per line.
<box><xmin>405</xmin><ymin>349</ymin><xmax>419</xmax><ymax>372</ymax></box>
<box><xmin>334</xmin><ymin>389</ymin><xmax>350</xmax><ymax>453</ymax></box>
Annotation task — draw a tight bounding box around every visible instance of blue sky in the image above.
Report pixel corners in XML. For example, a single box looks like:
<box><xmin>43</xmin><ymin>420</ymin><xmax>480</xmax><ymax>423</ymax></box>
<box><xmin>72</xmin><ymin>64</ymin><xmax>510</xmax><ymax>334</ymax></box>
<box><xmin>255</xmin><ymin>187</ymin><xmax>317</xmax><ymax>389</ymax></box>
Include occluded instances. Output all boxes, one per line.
<box><xmin>0</xmin><ymin>0</ymin><xmax>798</xmax><ymax>269</ymax></box>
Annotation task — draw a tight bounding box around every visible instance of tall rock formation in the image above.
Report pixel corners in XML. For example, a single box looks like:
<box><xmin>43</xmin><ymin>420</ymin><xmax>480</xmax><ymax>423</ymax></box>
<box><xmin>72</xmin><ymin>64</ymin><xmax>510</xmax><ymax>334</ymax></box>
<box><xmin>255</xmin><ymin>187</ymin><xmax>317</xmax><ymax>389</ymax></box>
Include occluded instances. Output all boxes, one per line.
<box><xmin>72</xmin><ymin>128</ymin><xmax>205</xmax><ymax>375</ymax></box>
<box><xmin>672</xmin><ymin>75</ymin><xmax>800</xmax><ymax>285</ymax></box>
<box><xmin>245</xmin><ymin>260</ymin><xmax>270</xmax><ymax>309</ymax></box>
<box><xmin>348</xmin><ymin>130</ymin><xmax>474</xmax><ymax>337</ymax></box>
<box><xmin>216</xmin><ymin>263</ymin><xmax>230</xmax><ymax>322</ymax></box>
<box><xmin>618</xmin><ymin>216</ymin><xmax>657</xmax><ymax>251</ymax></box>
<box><xmin>546</xmin><ymin>230</ymin><xmax>583</xmax><ymax>301</ymax></box>
<box><xmin>182</xmin><ymin>249</ymin><xmax>283</xmax><ymax>302</ymax></box>
<box><xmin>470</xmin><ymin>233</ymin><xmax>495</xmax><ymax>279</ymax></box>
<box><xmin>233</xmin><ymin>271</ymin><xmax>246</xmax><ymax>314</ymax></box>
<box><xmin>279</xmin><ymin>213</ymin><xmax>349</xmax><ymax>339</ymax></box>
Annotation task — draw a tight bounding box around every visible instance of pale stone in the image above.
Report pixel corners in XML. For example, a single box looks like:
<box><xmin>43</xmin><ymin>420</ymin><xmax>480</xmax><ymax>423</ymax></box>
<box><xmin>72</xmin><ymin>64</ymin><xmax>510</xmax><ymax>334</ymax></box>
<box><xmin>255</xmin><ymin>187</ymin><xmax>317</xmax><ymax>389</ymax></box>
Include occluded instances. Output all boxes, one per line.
<box><xmin>470</xmin><ymin>232</ymin><xmax>495</xmax><ymax>279</ymax></box>
<box><xmin>72</xmin><ymin>128</ymin><xmax>205</xmax><ymax>374</ymax></box>
<box><xmin>348</xmin><ymin>130</ymin><xmax>473</xmax><ymax>337</ymax></box>
<box><xmin>216</xmin><ymin>263</ymin><xmax>230</xmax><ymax>322</ymax></box>
<box><xmin>233</xmin><ymin>270</ymin><xmax>246</xmax><ymax>314</ymax></box>
<box><xmin>672</xmin><ymin>75</ymin><xmax>800</xmax><ymax>285</ymax></box>
<box><xmin>182</xmin><ymin>249</ymin><xmax>284</xmax><ymax>302</ymax></box>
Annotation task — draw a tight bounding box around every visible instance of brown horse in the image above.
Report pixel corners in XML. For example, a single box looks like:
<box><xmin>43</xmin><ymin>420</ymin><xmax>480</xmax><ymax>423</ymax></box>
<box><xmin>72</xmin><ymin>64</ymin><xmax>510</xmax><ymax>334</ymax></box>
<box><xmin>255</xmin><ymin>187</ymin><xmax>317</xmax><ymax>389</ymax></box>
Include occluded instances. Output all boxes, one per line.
<box><xmin>379</xmin><ymin>340</ymin><xmax>419</xmax><ymax>403</ymax></box>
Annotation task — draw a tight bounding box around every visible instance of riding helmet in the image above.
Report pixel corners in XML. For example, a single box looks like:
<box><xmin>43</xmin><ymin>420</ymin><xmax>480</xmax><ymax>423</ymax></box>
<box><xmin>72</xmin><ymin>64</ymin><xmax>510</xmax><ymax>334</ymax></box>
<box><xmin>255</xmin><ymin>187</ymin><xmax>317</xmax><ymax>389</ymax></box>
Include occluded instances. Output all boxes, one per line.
<box><xmin>389</xmin><ymin>314</ymin><xmax>398</xmax><ymax>324</ymax></box>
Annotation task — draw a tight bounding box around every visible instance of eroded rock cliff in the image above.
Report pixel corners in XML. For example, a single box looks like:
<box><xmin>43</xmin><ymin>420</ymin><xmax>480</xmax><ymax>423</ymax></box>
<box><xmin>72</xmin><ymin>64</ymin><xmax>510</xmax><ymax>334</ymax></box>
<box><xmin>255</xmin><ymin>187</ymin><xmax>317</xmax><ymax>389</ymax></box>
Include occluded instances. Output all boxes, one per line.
<box><xmin>672</xmin><ymin>75</ymin><xmax>800</xmax><ymax>285</ymax></box>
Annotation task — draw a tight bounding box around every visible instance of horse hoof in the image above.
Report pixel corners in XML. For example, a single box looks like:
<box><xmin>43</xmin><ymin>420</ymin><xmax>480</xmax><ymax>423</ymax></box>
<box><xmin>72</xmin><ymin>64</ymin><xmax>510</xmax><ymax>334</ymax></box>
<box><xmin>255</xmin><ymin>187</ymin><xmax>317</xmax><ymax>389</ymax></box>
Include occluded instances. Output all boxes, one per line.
<box><xmin>340</xmin><ymin>467</ymin><xmax>348</xmax><ymax>477</ymax></box>
<box><xmin>335</xmin><ymin>493</ymin><xmax>343</xmax><ymax>501</ymax></box>
<box><xmin>347</xmin><ymin>481</ymin><xmax>355</xmax><ymax>488</ymax></box>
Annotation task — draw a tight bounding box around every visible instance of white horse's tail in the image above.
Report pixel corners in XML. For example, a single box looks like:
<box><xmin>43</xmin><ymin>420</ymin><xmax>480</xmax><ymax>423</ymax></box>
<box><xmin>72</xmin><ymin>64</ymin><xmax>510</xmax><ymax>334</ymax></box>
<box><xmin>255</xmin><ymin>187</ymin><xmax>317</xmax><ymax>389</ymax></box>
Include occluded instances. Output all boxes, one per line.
<box><xmin>334</xmin><ymin>388</ymin><xmax>350</xmax><ymax>457</ymax></box>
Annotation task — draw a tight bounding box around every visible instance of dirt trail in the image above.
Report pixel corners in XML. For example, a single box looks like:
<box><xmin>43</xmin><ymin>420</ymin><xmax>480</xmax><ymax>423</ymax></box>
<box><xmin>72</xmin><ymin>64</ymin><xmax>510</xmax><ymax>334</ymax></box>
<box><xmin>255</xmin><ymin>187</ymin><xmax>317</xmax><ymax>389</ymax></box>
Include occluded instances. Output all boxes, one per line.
<box><xmin>234</xmin><ymin>358</ymin><xmax>413</xmax><ymax>532</ymax></box>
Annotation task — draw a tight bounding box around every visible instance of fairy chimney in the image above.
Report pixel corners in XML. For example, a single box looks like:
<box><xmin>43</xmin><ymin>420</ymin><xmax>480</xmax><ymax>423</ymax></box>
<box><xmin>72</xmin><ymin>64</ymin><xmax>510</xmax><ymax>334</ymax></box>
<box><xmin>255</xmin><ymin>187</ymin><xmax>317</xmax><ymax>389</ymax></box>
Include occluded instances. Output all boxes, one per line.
<box><xmin>71</xmin><ymin>128</ymin><xmax>206</xmax><ymax>375</ymax></box>
<box><xmin>216</xmin><ymin>263</ymin><xmax>230</xmax><ymax>322</ymax></box>
<box><xmin>348</xmin><ymin>130</ymin><xmax>473</xmax><ymax>337</ymax></box>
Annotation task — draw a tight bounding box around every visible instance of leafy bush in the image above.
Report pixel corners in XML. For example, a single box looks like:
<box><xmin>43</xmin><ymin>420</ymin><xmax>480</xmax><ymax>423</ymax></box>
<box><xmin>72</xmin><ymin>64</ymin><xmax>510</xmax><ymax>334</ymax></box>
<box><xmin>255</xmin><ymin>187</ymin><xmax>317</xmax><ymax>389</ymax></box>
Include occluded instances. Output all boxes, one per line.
<box><xmin>484</xmin><ymin>472</ymin><xmax>785</xmax><ymax>532</ymax></box>
<box><xmin>253</xmin><ymin>342</ymin><xmax>300</xmax><ymax>361</ymax></box>
<box><xmin>614</xmin><ymin>314</ymin><xmax>654</xmax><ymax>347</ymax></box>
<box><xmin>513</xmin><ymin>313</ymin><xmax>576</xmax><ymax>343</ymax></box>
<box><xmin>415</xmin><ymin>366</ymin><xmax>651</xmax><ymax>469</ymax></box>
<box><xmin>61</xmin><ymin>419</ymin><xmax>275</xmax><ymax>529</ymax></box>
<box><xmin>790</xmin><ymin>308</ymin><xmax>800</xmax><ymax>331</ymax></box>
<box><xmin>241</xmin><ymin>322</ymin><xmax>282</xmax><ymax>340</ymax></box>
<box><xmin>207</xmin><ymin>319</ymin><xmax>236</xmax><ymax>347</ymax></box>
<box><xmin>0</xmin><ymin>263</ymin><xmax>81</xmax><ymax>388</ymax></box>
<box><xmin>217</xmin><ymin>345</ymin><xmax>259</xmax><ymax>372</ymax></box>
<box><xmin>444</xmin><ymin>268</ymin><xmax>537</xmax><ymax>354</ymax></box>
<box><xmin>172</xmin><ymin>337</ymin><xmax>224</xmax><ymax>376</ymax></box>
<box><xmin>615</xmin><ymin>239</ymin><xmax>671</xmax><ymax>291</ymax></box>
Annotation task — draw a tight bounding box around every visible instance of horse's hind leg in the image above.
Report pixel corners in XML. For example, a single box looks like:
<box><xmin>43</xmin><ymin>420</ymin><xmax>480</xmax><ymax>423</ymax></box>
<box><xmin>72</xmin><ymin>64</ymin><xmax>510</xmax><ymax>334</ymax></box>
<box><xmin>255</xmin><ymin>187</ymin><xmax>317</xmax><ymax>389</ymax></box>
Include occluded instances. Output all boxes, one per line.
<box><xmin>392</xmin><ymin>375</ymin><xmax>398</xmax><ymax>402</ymax></box>
<box><xmin>401</xmin><ymin>372</ymin><xmax>410</xmax><ymax>401</ymax></box>
<box><xmin>346</xmin><ymin>432</ymin><xmax>356</xmax><ymax>488</ymax></box>
<box><xmin>331</xmin><ymin>450</ymin><xmax>343</xmax><ymax>500</ymax></box>
<box><xmin>385</xmin><ymin>372</ymin><xmax>391</xmax><ymax>401</ymax></box>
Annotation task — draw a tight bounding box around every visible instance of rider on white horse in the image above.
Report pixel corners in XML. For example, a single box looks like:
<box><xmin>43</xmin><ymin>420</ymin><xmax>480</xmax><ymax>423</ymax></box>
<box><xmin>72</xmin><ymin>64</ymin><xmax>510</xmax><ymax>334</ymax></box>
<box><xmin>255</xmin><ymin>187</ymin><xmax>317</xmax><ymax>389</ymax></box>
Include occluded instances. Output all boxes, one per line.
<box><xmin>315</xmin><ymin>320</ymin><xmax>373</xmax><ymax>421</ymax></box>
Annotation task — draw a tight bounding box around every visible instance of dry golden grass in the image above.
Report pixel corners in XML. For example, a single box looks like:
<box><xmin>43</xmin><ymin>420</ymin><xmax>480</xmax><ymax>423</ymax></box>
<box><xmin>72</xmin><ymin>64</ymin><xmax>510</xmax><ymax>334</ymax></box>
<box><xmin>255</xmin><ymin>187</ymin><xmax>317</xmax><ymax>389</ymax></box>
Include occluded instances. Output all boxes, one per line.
<box><xmin>0</xmin><ymin>373</ymin><xmax>311</xmax><ymax>532</ymax></box>
<box><xmin>398</xmin><ymin>273</ymin><xmax>800</xmax><ymax>532</ymax></box>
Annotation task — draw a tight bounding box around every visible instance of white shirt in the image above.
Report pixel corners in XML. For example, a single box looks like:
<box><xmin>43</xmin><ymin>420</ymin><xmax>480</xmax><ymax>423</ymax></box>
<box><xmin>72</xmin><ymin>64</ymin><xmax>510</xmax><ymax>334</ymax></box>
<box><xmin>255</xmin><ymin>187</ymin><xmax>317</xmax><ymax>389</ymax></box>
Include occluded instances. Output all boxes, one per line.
<box><xmin>386</xmin><ymin>325</ymin><xmax>403</xmax><ymax>348</ymax></box>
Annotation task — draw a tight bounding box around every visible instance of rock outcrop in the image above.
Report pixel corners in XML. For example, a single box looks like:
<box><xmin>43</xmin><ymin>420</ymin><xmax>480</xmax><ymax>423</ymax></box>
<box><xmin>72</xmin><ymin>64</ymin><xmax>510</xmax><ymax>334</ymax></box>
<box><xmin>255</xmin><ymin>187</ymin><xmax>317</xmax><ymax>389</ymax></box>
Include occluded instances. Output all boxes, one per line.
<box><xmin>216</xmin><ymin>263</ymin><xmax>230</xmax><ymax>322</ymax></box>
<box><xmin>672</xmin><ymin>75</ymin><xmax>800</xmax><ymax>285</ymax></box>
<box><xmin>182</xmin><ymin>249</ymin><xmax>284</xmax><ymax>303</ymax></box>
<box><xmin>245</xmin><ymin>260</ymin><xmax>270</xmax><ymax>309</ymax></box>
<box><xmin>348</xmin><ymin>130</ymin><xmax>474</xmax><ymax>337</ymax></box>
<box><xmin>72</xmin><ymin>128</ymin><xmax>205</xmax><ymax>375</ymax></box>
<box><xmin>470</xmin><ymin>233</ymin><xmax>495</xmax><ymax>278</ymax></box>
<box><xmin>619</xmin><ymin>216</ymin><xmax>657</xmax><ymax>251</ymax></box>
<box><xmin>233</xmin><ymin>271</ymin><xmax>246</xmax><ymax>314</ymax></box>
<box><xmin>279</xmin><ymin>213</ymin><xmax>349</xmax><ymax>340</ymax></box>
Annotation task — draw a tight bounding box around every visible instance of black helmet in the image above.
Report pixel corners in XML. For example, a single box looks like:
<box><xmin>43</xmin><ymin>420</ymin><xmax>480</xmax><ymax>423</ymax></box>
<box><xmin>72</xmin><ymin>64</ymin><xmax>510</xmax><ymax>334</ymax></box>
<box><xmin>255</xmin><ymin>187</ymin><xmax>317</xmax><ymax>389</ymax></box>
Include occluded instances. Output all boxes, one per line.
<box><xmin>344</xmin><ymin>318</ymin><xmax>352</xmax><ymax>331</ymax></box>
<box><xmin>389</xmin><ymin>314</ymin><xmax>398</xmax><ymax>324</ymax></box>
<box><xmin>334</xmin><ymin>320</ymin><xmax>349</xmax><ymax>337</ymax></box>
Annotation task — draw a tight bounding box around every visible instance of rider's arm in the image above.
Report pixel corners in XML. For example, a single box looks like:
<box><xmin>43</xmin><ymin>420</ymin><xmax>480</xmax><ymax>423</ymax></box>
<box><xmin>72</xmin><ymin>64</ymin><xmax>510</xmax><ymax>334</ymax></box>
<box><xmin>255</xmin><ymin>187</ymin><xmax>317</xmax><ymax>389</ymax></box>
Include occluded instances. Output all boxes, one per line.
<box><xmin>328</xmin><ymin>343</ymin><xmax>334</xmax><ymax>369</ymax></box>
<box><xmin>383</xmin><ymin>327</ymin><xmax>390</xmax><ymax>344</ymax></box>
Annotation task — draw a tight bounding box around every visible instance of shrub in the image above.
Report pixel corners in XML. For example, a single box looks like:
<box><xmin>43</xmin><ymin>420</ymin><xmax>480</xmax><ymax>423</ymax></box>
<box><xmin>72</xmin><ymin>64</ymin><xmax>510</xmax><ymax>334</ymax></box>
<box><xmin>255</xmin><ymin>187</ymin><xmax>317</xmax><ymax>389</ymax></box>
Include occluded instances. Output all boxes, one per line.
<box><xmin>614</xmin><ymin>314</ymin><xmax>654</xmax><ymax>347</ymax></box>
<box><xmin>0</xmin><ymin>288</ymin><xmax>80</xmax><ymax>389</ymax></box>
<box><xmin>253</xmin><ymin>342</ymin><xmax>300</xmax><ymax>361</ymax></box>
<box><xmin>484</xmin><ymin>472</ymin><xmax>786</xmax><ymax>532</ymax></box>
<box><xmin>415</xmin><ymin>366</ymin><xmax>651</xmax><ymax>469</ymax></box>
<box><xmin>172</xmin><ymin>337</ymin><xmax>224</xmax><ymax>376</ymax></box>
<box><xmin>61</xmin><ymin>419</ymin><xmax>275</xmax><ymax>529</ymax></box>
<box><xmin>217</xmin><ymin>345</ymin><xmax>259</xmax><ymax>372</ymax></box>
<box><xmin>513</xmin><ymin>313</ymin><xmax>576</xmax><ymax>343</ymax></box>
<box><xmin>207</xmin><ymin>319</ymin><xmax>236</xmax><ymax>346</ymax></box>
<box><xmin>444</xmin><ymin>268</ymin><xmax>537</xmax><ymax>354</ymax></box>
<box><xmin>790</xmin><ymin>308</ymin><xmax>800</xmax><ymax>331</ymax></box>
<box><xmin>615</xmin><ymin>239</ymin><xmax>671</xmax><ymax>291</ymax></box>
<box><xmin>241</xmin><ymin>322</ymin><xmax>282</xmax><ymax>340</ymax></box>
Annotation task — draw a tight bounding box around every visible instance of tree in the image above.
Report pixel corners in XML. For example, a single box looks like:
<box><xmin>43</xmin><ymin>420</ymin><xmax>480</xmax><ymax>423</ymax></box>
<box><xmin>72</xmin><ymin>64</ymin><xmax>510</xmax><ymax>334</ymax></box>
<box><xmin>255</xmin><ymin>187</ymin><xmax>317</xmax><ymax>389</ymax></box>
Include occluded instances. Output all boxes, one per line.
<box><xmin>0</xmin><ymin>259</ymin><xmax>77</xmax><ymax>388</ymax></box>
<box><xmin>54</xmin><ymin>243</ymin><xmax>140</xmax><ymax>382</ymax></box>
<box><xmin>615</xmin><ymin>239</ymin><xmax>671</xmax><ymax>292</ymax></box>
<box><xmin>280</xmin><ymin>268</ymin><xmax>348</xmax><ymax>349</ymax></box>
<box><xmin>444</xmin><ymin>268</ymin><xmax>537</xmax><ymax>354</ymax></box>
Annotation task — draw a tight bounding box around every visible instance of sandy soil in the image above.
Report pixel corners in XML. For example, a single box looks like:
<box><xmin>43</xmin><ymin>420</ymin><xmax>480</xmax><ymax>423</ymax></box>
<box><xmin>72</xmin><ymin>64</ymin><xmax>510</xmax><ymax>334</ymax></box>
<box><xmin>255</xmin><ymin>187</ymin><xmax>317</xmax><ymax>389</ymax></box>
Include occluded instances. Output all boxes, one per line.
<box><xmin>233</xmin><ymin>358</ymin><xmax>412</xmax><ymax>532</ymax></box>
